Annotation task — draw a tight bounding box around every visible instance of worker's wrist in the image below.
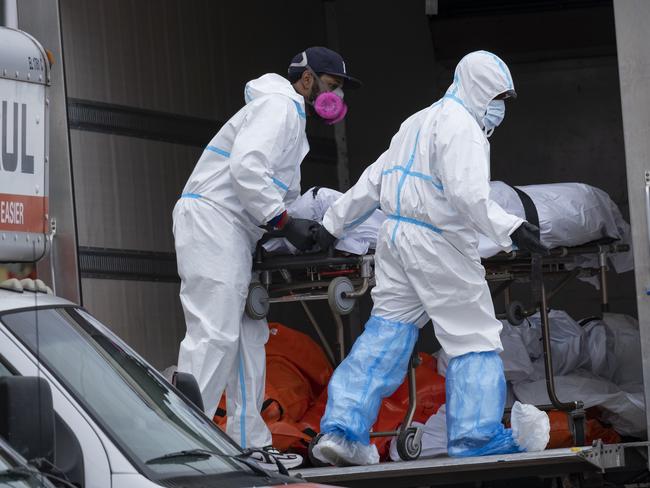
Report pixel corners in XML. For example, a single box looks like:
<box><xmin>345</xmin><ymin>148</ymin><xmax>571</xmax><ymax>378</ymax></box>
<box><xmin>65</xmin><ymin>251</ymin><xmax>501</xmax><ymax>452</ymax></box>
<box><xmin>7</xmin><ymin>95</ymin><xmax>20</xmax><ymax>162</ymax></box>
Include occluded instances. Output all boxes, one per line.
<box><xmin>268</xmin><ymin>211</ymin><xmax>290</xmax><ymax>229</ymax></box>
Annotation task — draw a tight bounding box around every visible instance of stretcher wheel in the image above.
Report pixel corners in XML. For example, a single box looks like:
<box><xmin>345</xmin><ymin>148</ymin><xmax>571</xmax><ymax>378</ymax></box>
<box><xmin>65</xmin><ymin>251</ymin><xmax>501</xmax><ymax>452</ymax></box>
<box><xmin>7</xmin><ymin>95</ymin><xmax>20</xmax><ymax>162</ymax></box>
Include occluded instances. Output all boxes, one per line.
<box><xmin>245</xmin><ymin>283</ymin><xmax>269</xmax><ymax>320</ymax></box>
<box><xmin>506</xmin><ymin>301</ymin><xmax>525</xmax><ymax>326</ymax></box>
<box><xmin>307</xmin><ymin>433</ymin><xmax>330</xmax><ymax>467</ymax></box>
<box><xmin>328</xmin><ymin>277</ymin><xmax>355</xmax><ymax>316</ymax></box>
<box><xmin>396</xmin><ymin>426</ymin><xmax>422</xmax><ymax>461</ymax></box>
<box><xmin>571</xmin><ymin>412</ymin><xmax>586</xmax><ymax>446</ymax></box>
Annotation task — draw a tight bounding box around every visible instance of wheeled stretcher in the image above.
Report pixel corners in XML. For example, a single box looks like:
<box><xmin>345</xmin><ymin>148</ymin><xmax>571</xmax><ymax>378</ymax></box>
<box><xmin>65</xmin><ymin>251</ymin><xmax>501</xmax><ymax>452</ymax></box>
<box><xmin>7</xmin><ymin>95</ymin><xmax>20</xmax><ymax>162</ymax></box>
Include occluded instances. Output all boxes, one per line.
<box><xmin>246</xmin><ymin>232</ymin><xmax>424</xmax><ymax>462</ymax></box>
<box><xmin>244</xmin><ymin>180</ymin><xmax>635</xmax><ymax>464</ymax></box>
<box><xmin>247</xmin><ymin>227</ymin><xmax>631</xmax><ymax>459</ymax></box>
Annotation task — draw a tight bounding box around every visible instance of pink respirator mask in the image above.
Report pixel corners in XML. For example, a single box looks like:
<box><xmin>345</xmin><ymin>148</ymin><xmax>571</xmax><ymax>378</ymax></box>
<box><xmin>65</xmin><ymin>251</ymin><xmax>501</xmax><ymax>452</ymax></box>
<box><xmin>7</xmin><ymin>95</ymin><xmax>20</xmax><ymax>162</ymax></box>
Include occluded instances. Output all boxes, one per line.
<box><xmin>307</xmin><ymin>66</ymin><xmax>347</xmax><ymax>125</ymax></box>
<box><xmin>314</xmin><ymin>88</ymin><xmax>347</xmax><ymax>125</ymax></box>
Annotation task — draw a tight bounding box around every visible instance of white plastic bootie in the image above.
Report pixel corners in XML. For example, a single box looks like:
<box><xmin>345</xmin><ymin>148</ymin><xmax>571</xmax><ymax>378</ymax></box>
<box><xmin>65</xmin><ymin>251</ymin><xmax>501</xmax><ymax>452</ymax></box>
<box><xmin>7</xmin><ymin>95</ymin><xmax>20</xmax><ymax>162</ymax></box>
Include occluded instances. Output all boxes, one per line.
<box><xmin>312</xmin><ymin>433</ymin><xmax>380</xmax><ymax>467</ymax></box>
<box><xmin>511</xmin><ymin>401</ymin><xmax>550</xmax><ymax>452</ymax></box>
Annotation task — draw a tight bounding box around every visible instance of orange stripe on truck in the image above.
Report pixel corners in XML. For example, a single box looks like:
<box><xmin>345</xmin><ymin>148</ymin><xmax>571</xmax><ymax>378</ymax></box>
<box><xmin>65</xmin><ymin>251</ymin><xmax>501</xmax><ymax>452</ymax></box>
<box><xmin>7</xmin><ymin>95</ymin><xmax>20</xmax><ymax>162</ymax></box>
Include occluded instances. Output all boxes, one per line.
<box><xmin>0</xmin><ymin>193</ymin><xmax>48</xmax><ymax>234</ymax></box>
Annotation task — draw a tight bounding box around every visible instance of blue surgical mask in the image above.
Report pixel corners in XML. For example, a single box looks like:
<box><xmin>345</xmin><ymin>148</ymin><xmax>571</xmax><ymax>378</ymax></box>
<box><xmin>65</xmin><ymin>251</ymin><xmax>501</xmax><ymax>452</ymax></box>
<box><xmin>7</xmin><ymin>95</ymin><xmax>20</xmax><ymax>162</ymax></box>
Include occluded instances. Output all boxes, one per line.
<box><xmin>482</xmin><ymin>99</ymin><xmax>505</xmax><ymax>138</ymax></box>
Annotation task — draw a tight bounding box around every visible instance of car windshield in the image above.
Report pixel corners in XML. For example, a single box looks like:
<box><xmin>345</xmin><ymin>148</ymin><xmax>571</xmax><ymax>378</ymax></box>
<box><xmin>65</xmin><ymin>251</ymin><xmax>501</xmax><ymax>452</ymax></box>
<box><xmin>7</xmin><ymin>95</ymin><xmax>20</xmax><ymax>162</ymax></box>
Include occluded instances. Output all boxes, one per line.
<box><xmin>0</xmin><ymin>307</ymin><xmax>252</xmax><ymax>481</ymax></box>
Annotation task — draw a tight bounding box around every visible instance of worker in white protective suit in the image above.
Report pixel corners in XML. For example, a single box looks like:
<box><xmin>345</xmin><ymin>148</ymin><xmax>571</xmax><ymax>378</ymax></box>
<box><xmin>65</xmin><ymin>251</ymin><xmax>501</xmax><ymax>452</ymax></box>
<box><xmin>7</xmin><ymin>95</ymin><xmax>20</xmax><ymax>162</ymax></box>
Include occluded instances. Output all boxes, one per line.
<box><xmin>311</xmin><ymin>51</ymin><xmax>550</xmax><ymax>466</ymax></box>
<box><xmin>173</xmin><ymin>46</ymin><xmax>361</xmax><ymax>470</ymax></box>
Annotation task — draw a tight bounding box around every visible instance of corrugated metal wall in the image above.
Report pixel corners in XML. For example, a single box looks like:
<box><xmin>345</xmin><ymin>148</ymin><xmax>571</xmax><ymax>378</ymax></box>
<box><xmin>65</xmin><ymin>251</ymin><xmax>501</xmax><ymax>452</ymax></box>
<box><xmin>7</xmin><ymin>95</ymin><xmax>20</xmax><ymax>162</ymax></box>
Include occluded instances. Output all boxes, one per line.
<box><xmin>81</xmin><ymin>279</ymin><xmax>185</xmax><ymax>366</ymax></box>
<box><xmin>61</xmin><ymin>0</ymin><xmax>326</xmax><ymax>118</ymax></box>
<box><xmin>59</xmin><ymin>0</ymin><xmax>332</xmax><ymax>369</ymax></box>
<box><xmin>59</xmin><ymin>0</ymin><xmax>635</xmax><ymax>368</ymax></box>
<box><xmin>69</xmin><ymin>132</ymin><xmax>197</xmax><ymax>252</ymax></box>
<box><xmin>335</xmin><ymin>1</ymin><xmax>635</xmax><ymax>320</ymax></box>
<box><xmin>425</xmin><ymin>4</ymin><xmax>635</xmax><ymax>318</ymax></box>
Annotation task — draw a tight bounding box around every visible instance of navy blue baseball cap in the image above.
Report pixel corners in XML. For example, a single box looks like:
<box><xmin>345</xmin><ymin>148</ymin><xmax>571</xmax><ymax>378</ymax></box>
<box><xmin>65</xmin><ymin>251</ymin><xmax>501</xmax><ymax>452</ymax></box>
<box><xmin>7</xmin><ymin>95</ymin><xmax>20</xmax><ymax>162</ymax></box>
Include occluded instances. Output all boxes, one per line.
<box><xmin>288</xmin><ymin>46</ymin><xmax>362</xmax><ymax>89</ymax></box>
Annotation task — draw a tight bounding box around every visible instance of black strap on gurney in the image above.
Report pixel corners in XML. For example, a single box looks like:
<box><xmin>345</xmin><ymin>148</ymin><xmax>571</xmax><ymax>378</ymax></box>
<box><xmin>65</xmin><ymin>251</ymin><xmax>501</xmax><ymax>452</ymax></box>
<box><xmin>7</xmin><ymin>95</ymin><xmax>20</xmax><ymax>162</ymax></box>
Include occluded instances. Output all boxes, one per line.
<box><xmin>508</xmin><ymin>185</ymin><xmax>583</xmax><ymax>421</ymax></box>
<box><xmin>508</xmin><ymin>184</ymin><xmax>543</xmax><ymax>295</ymax></box>
<box><xmin>511</xmin><ymin>186</ymin><xmax>540</xmax><ymax>238</ymax></box>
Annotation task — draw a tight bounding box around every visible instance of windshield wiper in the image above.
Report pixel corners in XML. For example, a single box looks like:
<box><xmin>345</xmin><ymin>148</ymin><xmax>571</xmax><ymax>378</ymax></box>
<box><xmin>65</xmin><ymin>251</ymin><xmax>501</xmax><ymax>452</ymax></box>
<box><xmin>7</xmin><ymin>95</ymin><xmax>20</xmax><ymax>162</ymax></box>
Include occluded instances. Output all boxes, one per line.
<box><xmin>146</xmin><ymin>448</ymin><xmax>287</xmax><ymax>477</ymax></box>
<box><xmin>1</xmin><ymin>460</ymin><xmax>82</xmax><ymax>488</ymax></box>
<box><xmin>0</xmin><ymin>467</ymin><xmax>32</xmax><ymax>479</ymax></box>
<box><xmin>146</xmin><ymin>448</ymin><xmax>214</xmax><ymax>464</ymax></box>
<box><xmin>28</xmin><ymin>457</ymin><xmax>77</xmax><ymax>488</ymax></box>
<box><xmin>230</xmin><ymin>451</ymin><xmax>282</xmax><ymax>477</ymax></box>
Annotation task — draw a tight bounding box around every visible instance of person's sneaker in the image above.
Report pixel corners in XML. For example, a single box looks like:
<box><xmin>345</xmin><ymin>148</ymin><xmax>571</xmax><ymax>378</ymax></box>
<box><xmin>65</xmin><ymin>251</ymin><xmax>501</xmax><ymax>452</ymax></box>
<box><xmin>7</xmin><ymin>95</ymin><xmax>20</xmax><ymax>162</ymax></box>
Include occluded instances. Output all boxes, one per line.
<box><xmin>248</xmin><ymin>446</ymin><xmax>303</xmax><ymax>471</ymax></box>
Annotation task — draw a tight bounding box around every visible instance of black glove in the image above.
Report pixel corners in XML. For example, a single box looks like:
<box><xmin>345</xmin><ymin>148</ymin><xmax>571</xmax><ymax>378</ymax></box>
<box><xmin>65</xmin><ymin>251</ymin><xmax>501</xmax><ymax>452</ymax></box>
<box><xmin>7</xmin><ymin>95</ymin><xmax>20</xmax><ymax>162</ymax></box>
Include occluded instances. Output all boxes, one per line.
<box><xmin>314</xmin><ymin>224</ymin><xmax>337</xmax><ymax>251</ymax></box>
<box><xmin>510</xmin><ymin>222</ymin><xmax>550</xmax><ymax>256</ymax></box>
<box><xmin>283</xmin><ymin>216</ymin><xmax>319</xmax><ymax>251</ymax></box>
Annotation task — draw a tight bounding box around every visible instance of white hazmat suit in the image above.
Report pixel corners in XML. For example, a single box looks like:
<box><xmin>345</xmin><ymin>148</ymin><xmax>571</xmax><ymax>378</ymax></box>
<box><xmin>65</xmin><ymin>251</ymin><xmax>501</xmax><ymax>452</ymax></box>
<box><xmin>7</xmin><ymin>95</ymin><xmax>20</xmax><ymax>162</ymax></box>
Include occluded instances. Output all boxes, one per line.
<box><xmin>173</xmin><ymin>73</ymin><xmax>309</xmax><ymax>449</ymax></box>
<box><xmin>314</xmin><ymin>51</ymin><xmax>547</xmax><ymax>466</ymax></box>
<box><xmin>323</xmin><ymin>51</ymin><xmax>523</xmax><ymax>344</ymax></box>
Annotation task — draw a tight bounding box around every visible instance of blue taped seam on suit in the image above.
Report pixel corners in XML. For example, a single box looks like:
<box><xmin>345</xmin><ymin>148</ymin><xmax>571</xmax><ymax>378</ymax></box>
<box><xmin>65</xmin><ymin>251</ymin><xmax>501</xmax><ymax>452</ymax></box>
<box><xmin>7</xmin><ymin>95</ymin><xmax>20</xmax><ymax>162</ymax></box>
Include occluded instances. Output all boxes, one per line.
<box><xmin>344</xmin><ymin>206</ymin><xmax>379</xmax><ymax>230</ymax></box>
<box><xmin>387</xmin><ymin>215</ymin><xmax>443</xmax><ymax>234</ymax></box>
<box><xmin>238</xmin><ymin>354</ymin><xmax>247</xmax><ymax>449</ymax></box>
<box><xmin>381</xmin><ymin>165</ymin><xmax>407</xmax><ymax>176</ymax></box>
<box><xmin>205</xmin><ymin>145</ymin><xmax>231</xmax><ymax>158</ymax></box>
<box><xmin>181</xmin><ymin>193</ymin><xmax>202</xmax><ymax>199</ymax></box>
<box><xmin>293</xmin><ymin>100</ymin><xmax>307</xmax><ymax>119</ymax></box>
<box><xmin>271</xmin><ymin>177</ymin><xmax>289</xmax><ymax>191</ymax></box>
<box><xmin>391</xmin><ymin>129</ymin><xmax>421</xmax><ymax>242</ymax></box>
<box><xmin>382</xmin><ymin>166</ymin><xmax>444</xmax><ymax>191</ymax></box>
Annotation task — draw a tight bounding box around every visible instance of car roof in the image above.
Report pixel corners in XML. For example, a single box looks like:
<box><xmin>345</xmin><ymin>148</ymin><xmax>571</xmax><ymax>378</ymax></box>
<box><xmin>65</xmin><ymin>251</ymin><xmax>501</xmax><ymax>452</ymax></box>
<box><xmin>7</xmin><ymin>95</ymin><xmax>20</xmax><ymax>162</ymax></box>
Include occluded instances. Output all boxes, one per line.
<box><xmin>0</xmin><ymin>288</ymin><xmax>74</xmax><ymax>313</ymax></box>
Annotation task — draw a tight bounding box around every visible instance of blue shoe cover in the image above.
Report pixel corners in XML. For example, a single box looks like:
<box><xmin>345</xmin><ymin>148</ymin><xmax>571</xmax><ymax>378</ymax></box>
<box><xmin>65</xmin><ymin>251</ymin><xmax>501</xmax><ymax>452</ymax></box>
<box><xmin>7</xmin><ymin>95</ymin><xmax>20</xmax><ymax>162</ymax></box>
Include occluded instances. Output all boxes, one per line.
<box><xmin>446</xmin><ymin>351</ymin><xmax>524</xmax><ymax>457</ymax></box>
<box><xmin>320</xmin><ymin>315</ymin><xmax>418</xmax><ymax>444</ymax></box>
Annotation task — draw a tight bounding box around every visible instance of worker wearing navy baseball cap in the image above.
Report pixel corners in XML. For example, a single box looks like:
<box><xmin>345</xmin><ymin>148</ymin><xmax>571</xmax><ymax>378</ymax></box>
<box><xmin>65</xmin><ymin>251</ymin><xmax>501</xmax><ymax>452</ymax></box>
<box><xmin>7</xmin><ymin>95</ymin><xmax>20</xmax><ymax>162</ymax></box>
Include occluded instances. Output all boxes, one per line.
<box><xmin>173</xmin><ymin>46</ymin><xmax>360</xmax><ymax>472</ymax></box>
<box><xmin>288</xmin><ymin>46</ymin><xmax>362</xmax><ymax>123</ymax></box>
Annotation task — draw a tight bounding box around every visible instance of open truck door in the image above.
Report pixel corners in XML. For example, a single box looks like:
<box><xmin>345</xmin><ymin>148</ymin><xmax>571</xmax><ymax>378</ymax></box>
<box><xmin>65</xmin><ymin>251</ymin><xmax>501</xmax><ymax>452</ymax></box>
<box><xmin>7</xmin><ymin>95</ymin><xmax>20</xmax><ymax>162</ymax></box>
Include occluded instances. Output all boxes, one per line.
<box><xmin>0</xmin><ymin>26</ymin><xmax>50</xmax><ymax>263</ymax></box>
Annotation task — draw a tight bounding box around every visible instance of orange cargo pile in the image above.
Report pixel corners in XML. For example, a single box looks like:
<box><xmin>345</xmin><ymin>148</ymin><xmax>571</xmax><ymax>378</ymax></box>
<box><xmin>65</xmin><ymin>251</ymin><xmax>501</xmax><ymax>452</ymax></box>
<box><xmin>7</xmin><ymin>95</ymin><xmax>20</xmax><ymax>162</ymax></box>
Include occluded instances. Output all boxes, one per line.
<box><xmin>215</xmin><ymin>322</ymin><xmax>622</xmax><ymax>459</ymax></box>
<box><xmin>215</xmin><ymin>322</ymin><xmax>446</xmax><ymax>459</ymax></box>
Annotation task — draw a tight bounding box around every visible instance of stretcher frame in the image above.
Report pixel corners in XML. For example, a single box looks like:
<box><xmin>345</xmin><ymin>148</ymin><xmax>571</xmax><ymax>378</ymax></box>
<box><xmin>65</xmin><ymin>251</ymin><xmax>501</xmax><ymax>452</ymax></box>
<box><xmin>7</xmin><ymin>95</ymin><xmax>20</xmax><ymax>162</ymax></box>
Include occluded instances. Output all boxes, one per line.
<box><xmin>484</xmin><ymin>241</ymin><xmax>630</xmax><ymax>445</ymax></box>
<box><xmin>250</xmin><ymin>239</ymin><xmax>423</xmax><ymax>461</ymax></box>
<box><xmin>249</xmin><ymin>237</ymin><xmax>630</xmax><ymax>459</ymax></box>
<box><xmin>252</xmin><ymin>248</ymin><xmax>375</xmax><ymax>365</ymax></box>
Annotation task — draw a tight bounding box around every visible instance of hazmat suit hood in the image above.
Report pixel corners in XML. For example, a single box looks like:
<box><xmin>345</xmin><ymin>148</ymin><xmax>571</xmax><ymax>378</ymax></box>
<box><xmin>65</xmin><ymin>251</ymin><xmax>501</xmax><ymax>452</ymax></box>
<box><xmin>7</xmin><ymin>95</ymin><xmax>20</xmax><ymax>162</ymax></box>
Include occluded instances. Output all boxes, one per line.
<box><xmin>445</xmin><ymin>51</ymin><xmax>515</xmax><ymax>127</ymax></box>
<box><xmin>244</xmin><ymin>73</ymin><xmax>305</xmax><ymax>110</ymax></box>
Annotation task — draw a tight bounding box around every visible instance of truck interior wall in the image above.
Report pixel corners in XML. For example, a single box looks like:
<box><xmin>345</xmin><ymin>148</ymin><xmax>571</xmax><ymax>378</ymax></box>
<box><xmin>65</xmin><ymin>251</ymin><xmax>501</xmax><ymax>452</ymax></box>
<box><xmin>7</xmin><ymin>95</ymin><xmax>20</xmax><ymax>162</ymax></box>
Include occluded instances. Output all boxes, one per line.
<box><xmin>254</xmin><ymin>0</ymin><xmax>441</xmax><ymax>346</ymax></box>
<box><xmin>68</xmin><ymin>132</ymin><xmax>198</xmax><ymax>252</ymax></box>
<box><xmin>81</xmin><ymin>279</ymin><xmax>185</xmax><ymax>370</ymax></box>
<box><xmin>487</xmin><ymin>55</ymin><xmax>634</xmax><ymax>319</ymax></box>
<box><xmin>58</xmin><ymin>0</ymin><xmax>636</xmax><ymax>367</ymax></box>
<box><xmin>435</xmin><ymin>2</ymin><xmax>635</xmax><ymax>319</ymax></box>
<box><xmin>60</xmin><ymin>0</ymin><xmax>324</xmax><ymax>120</ymax></box>
<box><xmin>330</xmin><ymin>1</ymin><xmax>636</xmax><ymax>326</ymax></box>
<box><xmin>268</xmin><ymin>1</ymin><xmax>634</xmax><ymax>353</ymax></box>
<box><xmin>59</xmin><ymin>0</ymin><xmax>336</xmax><ymax>368</ymax></box>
